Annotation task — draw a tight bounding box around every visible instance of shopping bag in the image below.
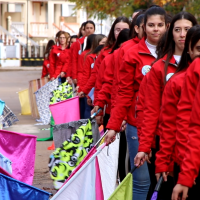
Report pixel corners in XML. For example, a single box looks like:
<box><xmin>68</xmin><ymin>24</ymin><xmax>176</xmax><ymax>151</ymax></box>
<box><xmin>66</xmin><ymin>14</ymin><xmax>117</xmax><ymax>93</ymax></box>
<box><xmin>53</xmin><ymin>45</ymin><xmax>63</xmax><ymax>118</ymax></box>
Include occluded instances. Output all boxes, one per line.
<box><xmin>48</xmin><ymin>118</ymin><xmax>94</xmax><ymax>189</ymax></box>
<box><xmin>49</xmin><ymin>96</ymin><xmax>80</xmax><ymax>125</ymax></box>
<box><xmin>18</xmin><ymin>89</ymin><xmax>31</xmax><ymax>115</ymax></box>
<box><xmin>53</xmin><ymin>118</ymin><xmax>100</xmax><ymax>148</ymax></box>
<box><xmin>49</xmin><ymin>81</ymin><xmax>73</xmax><ymax>105</ymax></box>
<box><xmin>1</xmin><ymin>105</ymin><xmax>19</xmax><ymax>128</ymax></box>
<box><xmin>29</xmin><ymin>77</ymin><xmax>49</xmax><ymax>119</ymax></box>
<box><xmin>35</xmin><ymin>79</ymin><xmax>58</xmax><ymax>125</ymax></box>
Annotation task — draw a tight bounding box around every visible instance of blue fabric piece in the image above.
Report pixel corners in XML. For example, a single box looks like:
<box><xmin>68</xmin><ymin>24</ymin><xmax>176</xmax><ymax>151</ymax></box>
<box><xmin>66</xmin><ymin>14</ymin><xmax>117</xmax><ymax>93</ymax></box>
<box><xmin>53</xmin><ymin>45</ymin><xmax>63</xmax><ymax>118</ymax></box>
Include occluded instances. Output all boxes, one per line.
<box><xmin>0</xmin><ymin>153</ymin><xmax>12</xmax><ymax>174</ymax></box>
<box><xmin>0</xmin><ymin>173</ymin><xmax>51</xmax><ymax>200</ymax></box>
<box><xmin>0</xmin><ymin>99</ymin><xmax>5</xmax><ymax>116</ymax></box>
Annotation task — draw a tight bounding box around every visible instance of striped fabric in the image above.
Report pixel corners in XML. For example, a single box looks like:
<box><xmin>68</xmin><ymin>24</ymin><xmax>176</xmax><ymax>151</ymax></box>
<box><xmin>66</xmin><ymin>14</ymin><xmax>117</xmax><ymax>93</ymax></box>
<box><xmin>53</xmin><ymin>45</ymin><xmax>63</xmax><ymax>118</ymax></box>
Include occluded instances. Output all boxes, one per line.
<box><xmin>28</xmin><ymin>77</ymin><xmax>49</xmax><ymax>119</ymax></box>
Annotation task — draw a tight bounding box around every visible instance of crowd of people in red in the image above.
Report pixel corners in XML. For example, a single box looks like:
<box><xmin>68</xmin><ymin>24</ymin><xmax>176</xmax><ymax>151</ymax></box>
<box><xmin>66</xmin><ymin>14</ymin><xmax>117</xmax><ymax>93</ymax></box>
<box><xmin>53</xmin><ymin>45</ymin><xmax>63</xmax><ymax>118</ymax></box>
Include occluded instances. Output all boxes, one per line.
<box><xmin>41</xmin><ymin>5</ymin><xmax>200</xmax><ymax>200</ymax></box>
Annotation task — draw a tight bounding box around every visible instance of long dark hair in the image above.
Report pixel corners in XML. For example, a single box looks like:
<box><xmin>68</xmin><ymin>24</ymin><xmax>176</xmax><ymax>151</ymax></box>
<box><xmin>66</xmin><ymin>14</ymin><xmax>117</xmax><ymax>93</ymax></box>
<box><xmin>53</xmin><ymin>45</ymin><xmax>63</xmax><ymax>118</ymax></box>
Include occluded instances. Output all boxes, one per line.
<box><xmin>111</xmin><ymin>29</ymin><xmax>130</xmax><ymax>53</ymax></box>
<box><xmin>44</xmin><ymin>40</ymin><xmax>55</xmax><ymax>59</ymax></box>
<box><xmin>104</xmin><ymin>16</ymin><xmax>130</xmax><ymax>49</ymax></box>
<box><xmin>85</xmin><ymin>34</ymin><xmax>96</xmax><ymax>51</ymax></box>
<box><xmin>78</xmin><ymin>22</ymin><xmax>86</xmax><ymax>38</ymax></box>
<box><xmin>176</xmin><ymin>25</ymin><xmax>200</xmax><ymax>73</ymax></box>
<box><xmin>159</xmin><ymin>11</ymin><xmax>197</xmax><ymax>84</ymax></box>
<box><xmin>93</xmin><ymin>45</ymin><xmax>104</xmax><ymax>55</ymax></box>
<box><xmin>129</xmin><ymin>11</ymin><xmax>145</xmax><ymax>39</ymax></box>
<box><xmin>86</xmin><ymin>34</ymin><xmax>106</xmax><ymax>57</ymax></box>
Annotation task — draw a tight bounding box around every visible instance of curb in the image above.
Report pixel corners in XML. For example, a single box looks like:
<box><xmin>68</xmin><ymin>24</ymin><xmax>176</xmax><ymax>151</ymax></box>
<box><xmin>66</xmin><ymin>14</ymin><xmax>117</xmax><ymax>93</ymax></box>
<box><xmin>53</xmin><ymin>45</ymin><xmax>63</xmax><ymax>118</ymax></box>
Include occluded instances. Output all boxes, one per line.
<box><xmin>0</xmin><ymin>67</ymin><xmax>42</xmax><ymax>71</ymax></box>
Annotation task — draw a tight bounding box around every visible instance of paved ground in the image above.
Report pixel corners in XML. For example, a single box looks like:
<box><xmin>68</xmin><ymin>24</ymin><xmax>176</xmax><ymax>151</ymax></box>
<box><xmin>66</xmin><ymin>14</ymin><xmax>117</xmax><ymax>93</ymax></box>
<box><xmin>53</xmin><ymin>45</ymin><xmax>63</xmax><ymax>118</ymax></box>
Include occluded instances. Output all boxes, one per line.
<box><xmin>0</xmin><ymin>70</ymin><xmax>57</xmax><ymax>196</ymax></box>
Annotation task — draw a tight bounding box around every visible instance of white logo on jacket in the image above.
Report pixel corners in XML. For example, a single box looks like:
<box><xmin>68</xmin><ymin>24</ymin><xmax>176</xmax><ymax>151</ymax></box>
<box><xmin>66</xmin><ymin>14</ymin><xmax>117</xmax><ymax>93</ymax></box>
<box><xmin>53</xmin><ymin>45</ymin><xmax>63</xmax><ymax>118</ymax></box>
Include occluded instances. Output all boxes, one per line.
<box><xmin>166</xmin><ymin>73</ymin><xmax>174</xmax><ymax>82</ymax></box>
<box><xmin>142</xmin><ymin>65</ymin><xmax>151</xmax><ymax>76</ymax></box>
<box><xmin>47</xmin><ymin>64</ymin><xmax>50</xmax><ymax>68</ymax></box>
<box><xmin>57</xmin><ymin>53</ymin><xmax>60</xmax><ymax>57</ymax></box>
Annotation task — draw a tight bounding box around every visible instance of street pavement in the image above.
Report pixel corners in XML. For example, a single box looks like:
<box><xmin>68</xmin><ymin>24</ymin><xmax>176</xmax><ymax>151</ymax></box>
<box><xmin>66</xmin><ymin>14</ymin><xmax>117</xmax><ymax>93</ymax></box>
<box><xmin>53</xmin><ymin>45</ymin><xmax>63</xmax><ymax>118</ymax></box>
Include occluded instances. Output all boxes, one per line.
<box><xmin>0</xmin><ymin>70</ymin><xmax>57</xmax><ymax>196</ymax></box>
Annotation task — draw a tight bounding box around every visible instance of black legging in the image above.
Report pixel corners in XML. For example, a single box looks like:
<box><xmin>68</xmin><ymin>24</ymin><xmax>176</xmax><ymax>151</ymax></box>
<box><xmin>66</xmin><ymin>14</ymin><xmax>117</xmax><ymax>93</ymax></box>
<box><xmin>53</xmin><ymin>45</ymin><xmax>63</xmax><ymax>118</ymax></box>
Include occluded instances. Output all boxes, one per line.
<box><xmin>147</xmin><ymin>136</ymin><xmax>174</xmax><ymax>200</ymax></box>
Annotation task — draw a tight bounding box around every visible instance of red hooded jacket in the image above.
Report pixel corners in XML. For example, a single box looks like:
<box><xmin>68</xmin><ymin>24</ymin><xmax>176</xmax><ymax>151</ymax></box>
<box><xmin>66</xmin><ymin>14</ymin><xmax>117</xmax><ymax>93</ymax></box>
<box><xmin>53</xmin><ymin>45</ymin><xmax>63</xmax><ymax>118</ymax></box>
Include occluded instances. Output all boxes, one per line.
<box><xmin>111</xmin><ymin>37</ymin><xmax>140</xmax><ymax>112</ymax></box>
<box><xmin>94</xmin><ymin>49</ymin><xmax>120</xmax><ymax>110</ymax></box>
<box><xmin>138</xmin><ymin>55</ymin><xmax>178</xmax><ymax>154</ymax></box>
<box><xmin>77</xmin><ymin>49</ymin><xmax>90</xmax><ymax>86</ymax></box>
<box><xmin>79</xmin><ymin>53</ymin><xmax>96</xmax><ymax>92</ymax></box>
<box><xmin>49</xmin><ymin>45</ymin><xmax>70</xmax><ymax>78</ymax></box>
<box><xmin>106</xmin><ymin>38</ymin><xmax>156</xmax><ymax>132</ymax></box>
<box><xmin>67</xmin><ymin>36</ymin><xmax>85</xmax><ymax>79</ymax></box>
<box><xmin>82</xmin><ymin>47</ymin><xmax>111</xmax><ymax>95</ymax></box>
<box><xmin>175</xmin><ymin>57</ymin><xmax>200</xmax><ymax>166</ymax></box>
<box><xmin>155</xmin><ymin>70</ymin><xmax>186</xmax><ymax>174</ymax></box>
<box><xmin>177</xmin><ymin>69</ymin><xmax>200</xmax><ymax>188</ymax></box>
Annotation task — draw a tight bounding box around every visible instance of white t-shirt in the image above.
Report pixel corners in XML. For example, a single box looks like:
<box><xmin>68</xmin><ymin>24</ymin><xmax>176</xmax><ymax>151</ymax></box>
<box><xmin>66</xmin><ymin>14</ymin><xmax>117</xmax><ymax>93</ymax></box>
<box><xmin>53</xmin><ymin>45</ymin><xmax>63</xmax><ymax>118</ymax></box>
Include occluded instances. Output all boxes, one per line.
<box><xmin>145</xmin><ymin>39</ymin><xmax>157</xmax><ymax>58</ymax></box>
<box><xmin>173</xmin><ymin>55</ymin><xmax>181</xmax><ymax>65</ymax></box>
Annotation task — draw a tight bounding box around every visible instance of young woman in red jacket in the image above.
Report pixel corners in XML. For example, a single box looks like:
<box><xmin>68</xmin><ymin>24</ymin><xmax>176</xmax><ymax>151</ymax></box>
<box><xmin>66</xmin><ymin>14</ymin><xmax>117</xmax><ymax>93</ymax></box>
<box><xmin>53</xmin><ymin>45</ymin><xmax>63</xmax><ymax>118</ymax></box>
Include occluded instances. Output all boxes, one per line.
<box><xmin>134</xmin><ymin>12</ymin><xmax>197</xmax><ymax>164</ymax></box>
<box><xmin>154</xmin><ymin>26</ymin><xmax>200</xmax><ymax>199</ymax></box>
<box><xmin>76</xmin><ymin>34</ymin><xmax>96</xmax><ymax>87</ymax></box>
<box><xmin>41</xmin><ymin>39</ymin><xmax>55</xmax><ymax>78</ymax></box>
<box><xmin>78</xmin><ymin>16</ymin><xmax>130</xmax><ymax>99</ymax></box>
<box><xmin>67</xmin><ymin>21</ymin><xmax>95</xmax><ymax>85</ymax></box>
<box><xmin>105</xmin><ymin>6</ymin><xmax>168</xmax><ymax>200</ymax></box>
<box><xmin>49</xmin><ymin>31</ymin><xmax>71</xmax><ymax>82</ymax></box>
<box><xmin>171</xmin><ymin>33</ymin><xmax>200</xmax><ymax>200</ymax></box>
<box><xmin>79</xmin><ymin>34</ymin><xmax>107</xmax><ymax>92</ymax></box>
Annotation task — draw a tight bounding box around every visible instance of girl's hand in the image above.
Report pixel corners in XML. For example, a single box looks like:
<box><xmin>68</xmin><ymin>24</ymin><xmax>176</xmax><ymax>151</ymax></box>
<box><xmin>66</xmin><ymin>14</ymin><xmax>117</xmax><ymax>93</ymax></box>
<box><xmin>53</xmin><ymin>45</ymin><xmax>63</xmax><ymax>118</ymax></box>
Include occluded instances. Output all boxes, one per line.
<box><xmin>121</xmin><ymin>120</ymin><xmax>127</xmax><ymax>131</ymax></box>
<box><xmin>104</xmin><ymin>130</ymin><xmax>116</xmax><ymax>145</ymax></box>
<box><xmin>51</xmin><ymin>77</ymin><xmax>55</xmax><ymax>81</ymax></box>
<box><xmin>134</xmin><ymin>152</ymin><xmax>148</xmax><ymax>168</ymax></box>
<box><xmin>95</xmin><ymin>116</ymin><xmax>103</xmax><ymax>125</ymax></box>
<box><xmin>67</xmin><ymin>77</ymin><xmax>73</xmax><ymax>84</ymax></box>
<box><xmin>171</xmin><ymin>184</ymin><xmax>189</xmax><ymax>200</ymax></box>
<box><xmin>78</xmin><ymin>91</ymin><xmax>85</xmax><ymax>98</ymax></box>
<box><xmin>87</xmin><ymin>99</ymin><xmax>93</xmax><ymax>106</ymax></box>
<box><xmin>155</xmin><ymin>172</ymin><xmax>169</xmax><ymax>182</ymax></box>
<box><xmin>73</xmin><ymin>79</ymin><xmax>77</xmax><ymax>85</ymax></box>
<box><xmin>60</xmin><ymin>72</ymin><xmax>66</xmax><ymax>77</ymax></box>
<box><xmin>91</xmin><ymin>106</ymin><xmax>99</xmax><ymax>115</ymax></box>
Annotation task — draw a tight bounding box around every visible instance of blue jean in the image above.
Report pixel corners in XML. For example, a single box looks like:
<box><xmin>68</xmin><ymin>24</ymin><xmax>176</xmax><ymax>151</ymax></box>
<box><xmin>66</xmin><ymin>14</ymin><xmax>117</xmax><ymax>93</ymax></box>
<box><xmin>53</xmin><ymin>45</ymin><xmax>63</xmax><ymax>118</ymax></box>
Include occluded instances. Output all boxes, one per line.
<box><xmin>126</xmin><ymin>123</ymin><xmax>150</xmax><ymax>200</ymax></box>
<box><xmin>80</xmin><ymin>97</ymin><xmax>92</xmax><ymax>119</ymax></box>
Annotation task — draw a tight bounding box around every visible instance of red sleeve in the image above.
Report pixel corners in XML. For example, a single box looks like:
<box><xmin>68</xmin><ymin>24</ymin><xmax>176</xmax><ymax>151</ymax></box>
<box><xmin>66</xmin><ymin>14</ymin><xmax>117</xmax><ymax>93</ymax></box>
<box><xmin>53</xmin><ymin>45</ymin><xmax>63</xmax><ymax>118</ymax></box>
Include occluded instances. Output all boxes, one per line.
<box><xmin>77</xmin><ymin>51</ymin><xmax>87</xmax><ymax>86</ymax></box>
<box><xmin>41</xmin><ymin>59</ymin><xmax>49</xmax><ymax>78</ymax></box>
<box><xmin>62</xmin><ymin>50</ymin><xmax>70</xmax><ymax>75</ymax></box>
<box><xmin>177</xmin><ymin>78</ymin><xmax>200</xmax><ymax>188</ymax></box>
<box><xmin>155</xmin><ymin>76</ymin><xmax>181</xmax><ymax>173</ymax></box>
<box><xmin>82</xmin><ymin>50</ymin><xmax>105</xmax><ymax>95</ymax></box>
<box><xmin>136</xmin><ymin>75</ymin><xmax>148</xmax><ymax>141</ymax></box>
<box><xmin>106</xmin><ymin>50</ymin><xmax>136</xmax><ymax>132</ymax></box>
<box><xmin>175</xmin><ymin>58</ymin><xmax>200</xmax><ymax>165</ymax></box>
<box><xmin>79</xmin><ymin>55</ymin><xmax>94</xmax><ymax>92</ymax></box>
<box><xmin>95</xmin><ymin>54</ymin><xmax>114</xmax><ymax>109</ymax></box>
<box><xmin>72</xmin><ymin>41</ymin><xmax>80</xmax><ymax>79</ymax></box>
<box><xmin>54</xmin><ymin>58</ymin><xmax>63</xmax><ymax>78</ymax></box>
<box><xmin>93</xmin><ymin>58</ymin><xmax>107</xmax><ymax>105</ymax></box>
<box><xmin>49</xmin><ymin>49</ymin><xmax>56</xmax><ymax>79</ymax></box>
<box><xmin>138</xmin><ymin>64</ymin><xmax>163</xmax><ymax>154</ymax></box>
<box><xmin>67</xmin><ymin>46</ymin><xmax>74</xmax><ymax>77</ymax></box>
